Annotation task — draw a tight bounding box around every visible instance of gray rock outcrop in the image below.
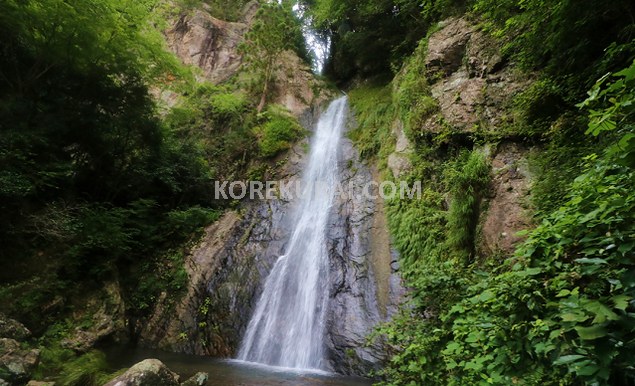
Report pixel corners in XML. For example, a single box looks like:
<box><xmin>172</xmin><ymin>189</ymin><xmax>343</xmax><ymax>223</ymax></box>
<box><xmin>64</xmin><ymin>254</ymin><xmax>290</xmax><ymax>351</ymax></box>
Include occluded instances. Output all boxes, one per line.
<box><xmin>324</xmin><ymin>122</ymin><xmax>404</xmax><ymax>374</ymax></box>
<box><xmin>166</xmin><ymin>10</ymin><xmax>248</xmax><ymax>84</ymax></box>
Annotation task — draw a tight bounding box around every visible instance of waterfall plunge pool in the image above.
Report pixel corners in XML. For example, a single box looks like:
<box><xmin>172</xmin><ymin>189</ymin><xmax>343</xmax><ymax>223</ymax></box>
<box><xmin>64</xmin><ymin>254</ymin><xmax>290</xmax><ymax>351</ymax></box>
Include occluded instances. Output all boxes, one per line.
<box><xmin>104</xmin><ymin>346</ymin><xmax>373</xmax><ymax>386</ymax></box>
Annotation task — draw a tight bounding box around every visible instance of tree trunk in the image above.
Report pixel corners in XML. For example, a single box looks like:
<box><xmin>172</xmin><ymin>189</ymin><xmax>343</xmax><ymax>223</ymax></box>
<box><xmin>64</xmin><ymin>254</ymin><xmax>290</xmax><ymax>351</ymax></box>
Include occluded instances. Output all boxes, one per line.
<box><xmin>257</xmin><ymin>80</ymin><xmax>268</xmax><ymax>113</ymax></box>
<box><xmin>257</xmin><ymin>60</ymin><xmax>274</xmax><ymax>113</ymax></box>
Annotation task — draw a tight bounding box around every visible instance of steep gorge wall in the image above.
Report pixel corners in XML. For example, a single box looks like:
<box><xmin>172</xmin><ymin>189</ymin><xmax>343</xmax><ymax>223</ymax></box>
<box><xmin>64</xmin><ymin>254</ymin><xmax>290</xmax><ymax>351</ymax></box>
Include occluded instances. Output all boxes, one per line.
<box><xmin>136</xmin><ymin>4</ymin><xmax>402</xmax><ymax>376</ymax></box>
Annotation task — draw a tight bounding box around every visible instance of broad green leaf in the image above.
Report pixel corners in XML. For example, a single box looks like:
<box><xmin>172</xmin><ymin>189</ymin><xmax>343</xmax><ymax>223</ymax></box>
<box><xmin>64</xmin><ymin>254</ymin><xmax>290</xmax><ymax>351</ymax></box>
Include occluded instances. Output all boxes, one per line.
<box><xmin>554</xmin><ymin>354</ymin><xmax>586</xmax><ymax>365</ymax></box>
<box><xmin>575</xmin><ymin>325</ymin><xmax>607</xmax><ymax>340</ymax></box>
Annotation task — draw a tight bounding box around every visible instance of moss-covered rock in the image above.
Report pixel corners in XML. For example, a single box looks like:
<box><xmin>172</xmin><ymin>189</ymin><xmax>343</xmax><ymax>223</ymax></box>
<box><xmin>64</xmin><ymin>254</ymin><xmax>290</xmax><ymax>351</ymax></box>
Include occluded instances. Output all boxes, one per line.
<box><xmin>103</xmin><ymin>359</ymin><xmax>179</xmax><ymax>386</ymax></box>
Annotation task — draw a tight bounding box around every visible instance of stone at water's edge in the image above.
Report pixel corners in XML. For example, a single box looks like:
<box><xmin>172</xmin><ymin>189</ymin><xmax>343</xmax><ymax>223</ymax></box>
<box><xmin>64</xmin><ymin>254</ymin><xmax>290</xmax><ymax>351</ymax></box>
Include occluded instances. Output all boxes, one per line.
<box><xmin>103</xmin><ymin>359</ymin><xmax>180</xmax><ymax>386</ymax></box>
<box><xmin>0</xmin><ymin>314</ymin><xmax>40</xmax><ymax>385</ymax></box>
<box><xmin>0</xmin><ymin>338</ymin><xmax>40</xmax><ymax>385</ymax></box>
<box><xmin>180</xmin><ymin>372</ymin><xmax>209</xmax><ymax>386</ymax></box>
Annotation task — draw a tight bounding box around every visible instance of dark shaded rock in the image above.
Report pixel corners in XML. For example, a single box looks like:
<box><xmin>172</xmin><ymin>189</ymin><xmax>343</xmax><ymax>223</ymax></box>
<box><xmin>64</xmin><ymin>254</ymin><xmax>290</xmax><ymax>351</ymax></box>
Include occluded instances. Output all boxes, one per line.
<box><xmin>180</xmin><ymin>372</ymin><xmax>208</xmax><ymax>386</ymax></box>
<box><xmin>0</xmin><ymin>314</ymin><xmax>31</xmax><ymax>341</ymax></box>
<box><xmin>103</xmin><ymin>359</ymin><xmax>179</xmax><ymax>386</ymax></box>
<box><xmin>0</xmin><ymin>338</ymin><xmax>39</xmax><ymax>385</ymax></box>
<box><xmin>61</xmin><ymin>281</ymin><xmax>127</xmax><ymax>353</ymax></box>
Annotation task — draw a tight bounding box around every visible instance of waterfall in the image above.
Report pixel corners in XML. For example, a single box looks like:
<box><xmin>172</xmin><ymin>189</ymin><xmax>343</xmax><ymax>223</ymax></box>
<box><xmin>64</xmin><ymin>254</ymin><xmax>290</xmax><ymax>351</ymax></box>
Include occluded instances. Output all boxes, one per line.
<box><xmin>238</xmin><ymin>96</ymin><xmax>348</xmax><ymax>370</ymax></box>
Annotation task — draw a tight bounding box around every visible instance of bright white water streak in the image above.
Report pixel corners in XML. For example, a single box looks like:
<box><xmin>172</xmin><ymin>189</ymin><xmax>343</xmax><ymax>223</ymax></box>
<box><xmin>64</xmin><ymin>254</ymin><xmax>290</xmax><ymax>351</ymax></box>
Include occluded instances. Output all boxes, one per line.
<box><xmin>238</xmin><ymin>96</ymin><xmax>348</xmax><ymax>370</ymax></box>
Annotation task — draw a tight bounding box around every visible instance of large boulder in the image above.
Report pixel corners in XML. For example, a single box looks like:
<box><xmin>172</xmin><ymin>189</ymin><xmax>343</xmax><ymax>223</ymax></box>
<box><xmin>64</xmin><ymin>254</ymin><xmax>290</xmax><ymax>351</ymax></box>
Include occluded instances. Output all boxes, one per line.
<box><xmin>0</xmin><ymin>338</ymin><xmax>40</xmax><ymax>385</ymax></box>
<box><xmin>0</xmin><ymin>314</ymin><xmax>31</xmax><ymax>341</ymax></box>
<box><xmin>420</xmin><ymin>17</ymin><xmax>530</xmax><ymax>134</ymax></box>
<box><xmin>103</xmin><ymin>359</ymin><xmax>179</xmax><ymax>386</ymax></box>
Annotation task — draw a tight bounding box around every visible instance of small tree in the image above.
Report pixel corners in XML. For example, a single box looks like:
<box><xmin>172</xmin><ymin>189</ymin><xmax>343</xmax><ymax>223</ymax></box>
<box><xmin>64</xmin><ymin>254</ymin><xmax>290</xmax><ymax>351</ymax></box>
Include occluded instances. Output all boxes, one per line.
<box><xmin>239</xmin><ymin>3</ymin><xmax>300</xmax><ymax>113</ymax></box>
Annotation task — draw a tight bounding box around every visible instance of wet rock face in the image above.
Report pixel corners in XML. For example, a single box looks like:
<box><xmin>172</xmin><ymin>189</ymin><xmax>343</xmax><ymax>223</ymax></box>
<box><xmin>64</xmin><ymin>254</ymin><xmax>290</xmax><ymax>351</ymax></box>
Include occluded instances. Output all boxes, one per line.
<box><xmin>138</xmin><ymin>144</ymin><xmax>305</xmax><ymax>357</ymax></box>
<box><xmin>324</xmin><ymin>136</ymin><xmax>404</xmax><ymax>375</ymax></box>
<box><xmin>103</xmin><ymin>359</ymin><xmax>180</xmax><ymax>386</ymax></box>
<box><xmin>138</xmin><ymin>103</ymin><xmax>401</xmax><ymax>376</ymax></box>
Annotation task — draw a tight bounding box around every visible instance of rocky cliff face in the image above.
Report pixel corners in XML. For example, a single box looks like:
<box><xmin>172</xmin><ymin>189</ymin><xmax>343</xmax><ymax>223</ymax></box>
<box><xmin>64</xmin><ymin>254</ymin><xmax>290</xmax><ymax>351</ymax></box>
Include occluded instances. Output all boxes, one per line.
<box><xmin>135</xmin><ymin>3</ymin><xmax>400</xmax><ymax>376</ymax></box>
<box><xmin>137</xmin><ymin>141</ymin><xmax>305</xmax><ymax>357</ymax></box>
<box><xmin>165</xmin><ymin>3</ymin><xmax>326</xmax><ymax>117</ymax></box>
<box><xmin>325</xmin><ymin>126</ymin><xmax>404</xmax><ymax>374</ymax></box>
<box><xmin>387</xmin><ymin>17</ymin><xmax>535</xmax><ymax>256</ymax></box>
<box><xmin>137</xmin><ymin>101</ymin><xmax>402</xmax><ymax>375</ymax></box>
<box><xmin>166</xmin><ymin>10</ymin><xmax>248</xmax><ymax>84</ymax></box>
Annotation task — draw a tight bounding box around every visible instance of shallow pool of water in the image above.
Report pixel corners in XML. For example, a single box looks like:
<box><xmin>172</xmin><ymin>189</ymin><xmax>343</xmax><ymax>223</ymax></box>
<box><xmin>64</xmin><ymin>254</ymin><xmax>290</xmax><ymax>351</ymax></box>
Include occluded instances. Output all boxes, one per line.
<box><xmin>104</xmin><ymin>346</ymin><xmax>373</xmax><ymax>386</ymax></box>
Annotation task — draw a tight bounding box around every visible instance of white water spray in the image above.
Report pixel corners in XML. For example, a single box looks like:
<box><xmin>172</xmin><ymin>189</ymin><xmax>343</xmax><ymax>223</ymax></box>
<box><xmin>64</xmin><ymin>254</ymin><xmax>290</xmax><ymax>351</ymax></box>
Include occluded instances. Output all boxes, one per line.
<box><xmin>238</xmin><ymin>96</ymin><xmax>348</xmax><ymax>370</ymax></box>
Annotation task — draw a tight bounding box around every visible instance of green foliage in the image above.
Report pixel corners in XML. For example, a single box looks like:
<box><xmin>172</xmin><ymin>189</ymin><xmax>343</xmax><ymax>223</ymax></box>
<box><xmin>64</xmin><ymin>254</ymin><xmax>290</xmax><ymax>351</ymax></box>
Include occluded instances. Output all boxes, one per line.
<box><xmin>57</xmin><ymin>350</ymin><xmax>114</xmax><ymax>386</ymax></box>
<box><xmin>578</xmin><ymin>60</ymin><xmax>635</xmax><ymax>164</ymax></box>
<box><xmin>240</xmin><ymin>2</ymin><xmax>307</xmax><ymax>111</ymax></box>
<box><xmin>179</xmin><ymin>0</ymin><xmax>253</xmax><ymax>22</ymax></box>
<box><xmin>393</xmin><ymin>34</ymin><xmax>439</xmax><ymax>140</ymax></box>
<box><xmin>164</xmin><ymin>83</ymin><xmax>259</xmax><ymax>181</ymax></box>
<box><xmin>0</xmin><ymin>0</ymin><xmax>185</xmax><ymax>85</ymax></box>
<box><xmin>375</xmin><ymin>61</ymin><xmax>635</xmax><ymax>386</ymax></box>
<box><xmin>310</xmin><ymin>0</ymin><xmax>465</xmax><ymax>82</ymax></box>
<box><xmin>34</xmin><ymin>322</ymin><xmax>122</xmax><ymax>385</ymax></box>
<box><xmin>506</xmin><ymin>78</ymin><xmax>566</xmax><ymax>137</ymax></box>
<box><xmin>385</xmin><ymin>187</ymin><xmax>447</xmax><ymax>286</ymax></box>
<box><xmin>445</xmin><ymin>150</ymin><xmax>491</xmax><ymax>262</ymax></box>
<box><xmin>0</xmin><ymin>0</ymin><xmax>233</xmax><ymax>338</ymax></box>
<box><xmin>253</xmin><ymin>106</ymin><xmax>306</xmax><ymax>158</ymax></box>
<box><xmin>471</xmin><ymin>0</ymin><xmax>635</xmax><ymax>98</ymax></box>
<box><xmin>347</xmin><ymin>85</ymin><xmax>395</xmax><ymax>161</ymax></box>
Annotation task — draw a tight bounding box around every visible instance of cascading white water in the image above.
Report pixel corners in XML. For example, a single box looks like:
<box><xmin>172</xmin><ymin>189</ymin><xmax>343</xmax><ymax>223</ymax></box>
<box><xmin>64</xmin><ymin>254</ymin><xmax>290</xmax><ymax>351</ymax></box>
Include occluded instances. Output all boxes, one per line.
<box><xmin>238</xmin><ymin>96</ymin><xmax>348</xmax><ymax>370</ymax></box>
